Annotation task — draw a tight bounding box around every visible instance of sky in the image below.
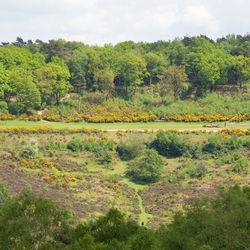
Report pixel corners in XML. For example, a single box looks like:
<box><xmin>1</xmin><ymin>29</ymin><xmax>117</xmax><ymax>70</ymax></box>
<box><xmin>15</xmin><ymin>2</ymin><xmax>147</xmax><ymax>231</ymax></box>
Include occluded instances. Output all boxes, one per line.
<box><xmin>0</xmin><ymin>0</ymin><xmax>249</xmax><ymax>45</ymax></box>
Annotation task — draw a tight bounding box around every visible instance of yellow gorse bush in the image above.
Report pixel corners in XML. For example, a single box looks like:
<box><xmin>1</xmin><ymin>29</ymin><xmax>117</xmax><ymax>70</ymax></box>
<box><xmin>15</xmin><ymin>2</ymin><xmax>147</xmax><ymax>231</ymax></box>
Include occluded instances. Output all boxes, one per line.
<box><xmin>0</xmin><ymin>126</ymin><xmax>248</xmax><ymax>136</ymax></box>
<box><xmin>219</xmin><ymin>128</ymin><xmax>249</xmax><ymax>137</ymax></box>
<box><xmin>18</xmin><ymin>114</ymin><xmax>42</xmax><ymax>121</ymax></box>
<box><xmin>42</xmin><ymin>173</ymin><xmax>75</xmax><ymax>188</ymax></box>
<box><xmin>0</xmin><ymin>114</ymin><xmax>16</xmax><ymax>120</ymax></box>
<box><xmin>0</xmin><ymin>127</ymin><xmax>102</xmax><ymax>135</ymax></box>
<box><xmin>162</xmin><ymin>113</ymin><xmax>250</xmax><ymax>122</ymax></box>
<box><xmin>1</xmin><ymin>106</ymin><xmax>249</xmax><ymax>123</ymax></box>
<box><xmin>0</xmin><ymin>106</ymin><xmax>158</xmax><ymax>123</ymax></box>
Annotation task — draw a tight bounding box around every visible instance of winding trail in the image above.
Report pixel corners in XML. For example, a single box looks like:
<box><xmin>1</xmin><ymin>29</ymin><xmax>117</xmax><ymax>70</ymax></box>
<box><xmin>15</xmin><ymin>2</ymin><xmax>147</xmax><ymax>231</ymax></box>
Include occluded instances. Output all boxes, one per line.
<box><xmin>135</xmin><ymin>190</ymin><xmax>152</xmax><ymax>226</ymax></box>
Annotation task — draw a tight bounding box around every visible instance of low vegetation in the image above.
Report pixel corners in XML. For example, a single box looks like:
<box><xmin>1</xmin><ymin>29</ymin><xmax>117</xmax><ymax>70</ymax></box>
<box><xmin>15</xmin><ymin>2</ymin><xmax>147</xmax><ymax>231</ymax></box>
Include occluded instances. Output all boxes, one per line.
<box><xmin>0</xmin><ymin>184</ymin><xmax>249</xmax><ymax>249</ymax></box>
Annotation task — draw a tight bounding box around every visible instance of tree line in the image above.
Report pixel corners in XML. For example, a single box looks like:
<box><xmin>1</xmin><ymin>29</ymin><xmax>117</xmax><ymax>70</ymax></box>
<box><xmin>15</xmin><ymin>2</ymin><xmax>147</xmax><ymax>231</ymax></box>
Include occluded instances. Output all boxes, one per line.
<box><xmin>0</xmin><ymin>34</ymin><xmax>249</xmax><ymax>114</ymax></box>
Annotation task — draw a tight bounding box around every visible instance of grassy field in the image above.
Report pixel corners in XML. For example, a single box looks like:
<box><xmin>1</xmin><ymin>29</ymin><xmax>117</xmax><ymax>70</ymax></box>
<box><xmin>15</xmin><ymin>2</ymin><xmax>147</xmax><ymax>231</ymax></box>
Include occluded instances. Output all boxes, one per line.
<box><xmin>1</xmin><ymin>120</ymin><xmax>249</xmax><ymax>130</ymax></box>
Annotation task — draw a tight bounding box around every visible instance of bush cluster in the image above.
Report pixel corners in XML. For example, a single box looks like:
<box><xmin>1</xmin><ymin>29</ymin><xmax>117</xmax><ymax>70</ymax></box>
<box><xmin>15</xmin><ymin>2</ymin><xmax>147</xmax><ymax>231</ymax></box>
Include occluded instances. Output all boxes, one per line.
<box><xmin>150</xmin><ymin>131</ymin><xmax>185</xmax><ymax>157</ymax></box>
<box><xmin>126</xmin><ymin>149</ymin><xmax>164</xmax><ymax>183</ymax></box>
<box><xmin>151</xmin><ymin>131</ymin><xmax>249</xmax><ymax>161</ymax></box>
<box><xmin>116</xmin><ymin>135</ymin><xmax>146</xmax><ymax>161</ymax></box>
<box><xmin>232</xmin><ymin>158</ymin><xmax>249</xmax><ymax>174</ymax></box>
<box><xmin>67</xmin><ymin>138</ymin><xmax>115</xmax><ymax>165</ymax></box>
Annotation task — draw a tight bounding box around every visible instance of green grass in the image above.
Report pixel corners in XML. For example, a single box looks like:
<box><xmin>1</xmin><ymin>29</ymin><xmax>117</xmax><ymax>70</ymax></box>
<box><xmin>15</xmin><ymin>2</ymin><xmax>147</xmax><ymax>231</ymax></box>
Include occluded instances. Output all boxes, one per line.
<box><xmin>1</xmin><ymin>120</ymin><xmax>249</xmax><ymax>130</ymax></box>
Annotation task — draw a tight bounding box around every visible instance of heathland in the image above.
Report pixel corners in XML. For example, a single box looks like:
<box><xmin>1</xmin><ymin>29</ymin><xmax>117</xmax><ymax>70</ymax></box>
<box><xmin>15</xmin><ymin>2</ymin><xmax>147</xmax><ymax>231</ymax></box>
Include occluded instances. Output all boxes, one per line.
<box><xmin>0</xmin><ymin>35</ymin><xmax>249</xmax><ymax>249</ymax></box>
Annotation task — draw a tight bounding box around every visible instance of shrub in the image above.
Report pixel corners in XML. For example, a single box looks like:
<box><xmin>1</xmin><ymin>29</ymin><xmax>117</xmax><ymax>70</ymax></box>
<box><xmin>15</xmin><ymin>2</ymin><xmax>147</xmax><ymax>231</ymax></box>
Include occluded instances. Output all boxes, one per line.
<box><xmin>218</xmin><ymin>151</ymin><xmax>243</xmax><ymax>165</ymax></box>
<box><xmin>99</xmin><ymin>150</ymin><xmax>113</xmax><ymax>166</ymax></box>
<box><xmin>19</xmin><ymin>139</ymin><xmax>39</xmax><ymax>159</ymax></box>
<box><xmin>67</xmin><ymin>139</ymin><xmax>114</xmax><ymax>165</ymax></box>
<box><xmin>126</xmin><ymin>149</ymin><xmax>164</xmax><ymax>183</ymax></box>
<box><xmin>242</xmin><ymin>138</ymin><xmax>250</xmax><ymax>149</ymax></box>
<box><xmin>202</xmin><ymin>135</ymin><xmax>224</xmax><ymax>155</ymax></box>
<box><xmin>117</xmin><ymin>136</ymin><xmax>146</xmax><ymax>161</ymax></box>
<box><xmin>225</xmin><ymin>135</ymin><xmax>242</xmax><ymax>150</ymax></box>
<box><xmin>165</xmin><ymin>174</ymin><xmax>177</xmax><ymax>183</ymax></box>
<box><xmin>0</xmin><ymin>182</ymin><xmax>10</xmax><ymax>207</ymax></box>
<box><xmin>151</xmin><ymin>131</ymin><xmax>184</xmax><ymax>157</ymax></box>
<box><xmin>8</xmin><ymin>102</ymin><xmax>24</xmax><ymax>115</ymax></box>
<box><xmin>230</xmin><ymin>151</ymin><xmax>243</xmax><ymax>162</ymax></box>
<box><xmin>0</xmin><ymin>101</ymin><xmax>8</xmax><ymax>114</ymax></box>
<box><xmin>20</xmin><ymin>147</ymin><xmax>37</xmax><ymax>159</ymax></box>
<box><xmin>192</xmin><ymin>163</ymin><xmax>208</xmax><ymax>178</ymax></box>
<box><xmin>67</xmin><ymin>139</ymin><xmax>83</xmax><ymax>152</ymax></box>
<box><xmin>45</xmin><ymin>141</ymin><xmax>65</xmax><ymax>151</ymax></box>
<box><xmin>188</xmin><ymin>142</ymin><xmax>203</xmax><ymax>159</ymax></box>
<box><xmin>233</xmin><ymin>158</ymin><xmax>249</xmax><ymax>174</ymax></box>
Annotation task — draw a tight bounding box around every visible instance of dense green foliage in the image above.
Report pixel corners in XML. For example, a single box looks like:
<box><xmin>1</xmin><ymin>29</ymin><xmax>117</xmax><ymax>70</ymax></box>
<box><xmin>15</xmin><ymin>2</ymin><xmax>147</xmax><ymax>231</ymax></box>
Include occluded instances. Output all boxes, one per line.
<box><xmin>126</xmin><ymin>149</ymin><xmax>164</xmax><ymax>183</ymax></box>
<box><xmin>0</xmin><ymin>189</ymin><xmax>70</xmax><ymax>249</ymax></box>
<box><xmin>0</xmin><ymin>184</ymin><xmax>249</xmax><ymax>249</ymax></box>
<box><xmin>0</xmin><ymin>35</ymin><xmax>249</xmax><ymax>115</ymax></box>
<box><xmin>150</xmin><ymin>131</ymin><xmax>249</xmax><ymax>161</ymax></box>
<box><xmin>117</xmin><ymin>135</ymin><xmax>146</xmax><ymax>161</ymax></box>
<box><xmin>151</xmin><ymin>131</ymin><xmax>185</xmax><ymax>157</ymax></box>
<box><xmin>156</xmin><ymin>185</ymin><xmax>250</xmax><ymax>250</ymax></box>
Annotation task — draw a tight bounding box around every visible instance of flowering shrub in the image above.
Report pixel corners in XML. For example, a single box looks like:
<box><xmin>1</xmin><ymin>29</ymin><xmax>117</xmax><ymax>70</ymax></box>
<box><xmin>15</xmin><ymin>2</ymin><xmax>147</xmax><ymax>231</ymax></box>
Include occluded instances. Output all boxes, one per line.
<box><xmin>42</xmin><ymin>108</ymin><xmax>84</xmax><ymax>122</ymax></box>
<box><xmin>0</xmin><ymin>127</ymin><xmax>101</xmax><ymax>135</ymax></box>
<box><xmin>82</xmin><ymin>105</ymin><xmax>157</xmax><ymax>123</ymax></box>
<box><xmin>0</xmin><ymin>114</ymin><xmax>16</xmax><ymax>120</ymax></box>
<box><xmin>220</xmin><ymin>128</ymin><xmax>249</xmax><ymax>137</ymax></box>
<box><xmin>42</xmin><ymin>173</ymin><xmax>79</xmax><ymax>188</ymax></box>
<box><xmin>19</xmin><ymin>158</ymin><xmax>62</xmax><ymax>170</ymax></box>
<box><xmin>18</xmin><ymin>114</ymin><xmax>42</xmax><ymax>121</ymax></box>
<box><xmin>1</xmin><ymin>108</ymin><xmax>249</xmax><ymax>123</ymax></box>
<box><xmin>162</xmin><ymin>113</ymin><xmax>250</xmax><ymax>122</ymax></box>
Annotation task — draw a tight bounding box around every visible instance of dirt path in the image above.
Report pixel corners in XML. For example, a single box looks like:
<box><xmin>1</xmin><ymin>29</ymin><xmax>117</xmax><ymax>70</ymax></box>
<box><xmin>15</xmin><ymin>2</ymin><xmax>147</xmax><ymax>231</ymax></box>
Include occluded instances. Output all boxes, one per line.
<box><xmin>102</xmin><ymin>128</ymin><xmax>232</xmax><ymax>132</ymax></box>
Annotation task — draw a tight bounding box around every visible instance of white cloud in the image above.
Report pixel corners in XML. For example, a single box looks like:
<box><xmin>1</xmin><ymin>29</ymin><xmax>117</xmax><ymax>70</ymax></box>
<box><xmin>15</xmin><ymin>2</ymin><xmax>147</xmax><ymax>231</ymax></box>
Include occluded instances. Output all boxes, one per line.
<box><xmin>67</xmin><ymin>11</ymin><xmax>108</xmax><ymax>34</ymax></box>
<box><xmin>135</xmin><ymin>4</ymin><xmax>178</xmax><ymax>32</ymax></box>
<box><xmin>0</xmin><ymin>0</ymin><xmax>249</xmax><ymax>44</ymax></box>
<box><xmin>182</xmin><ymin>2</ymin><xmax>220</xmax><ymax>32</ymax></box>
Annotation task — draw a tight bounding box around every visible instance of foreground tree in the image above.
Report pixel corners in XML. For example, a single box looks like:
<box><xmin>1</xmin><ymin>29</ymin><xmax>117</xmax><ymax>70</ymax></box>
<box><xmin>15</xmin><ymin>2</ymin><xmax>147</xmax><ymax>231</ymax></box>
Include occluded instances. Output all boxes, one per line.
<box><xmin>157</xmin><ymin>185</ymin><xmax>250</xmax><ymax>250</ymax></box>
<box><xmin>0</xmin><ymin>190</ymin><xmax>71</xmax><ymax>249</ymax></box>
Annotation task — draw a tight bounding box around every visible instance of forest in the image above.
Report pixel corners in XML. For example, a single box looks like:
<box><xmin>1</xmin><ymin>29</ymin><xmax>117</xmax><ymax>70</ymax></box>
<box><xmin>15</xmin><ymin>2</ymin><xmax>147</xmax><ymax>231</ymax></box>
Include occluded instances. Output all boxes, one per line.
<box><xmin>0</xmin><ymin>34</ymin><xmax>249</xmax><ymax>117</ymax></box>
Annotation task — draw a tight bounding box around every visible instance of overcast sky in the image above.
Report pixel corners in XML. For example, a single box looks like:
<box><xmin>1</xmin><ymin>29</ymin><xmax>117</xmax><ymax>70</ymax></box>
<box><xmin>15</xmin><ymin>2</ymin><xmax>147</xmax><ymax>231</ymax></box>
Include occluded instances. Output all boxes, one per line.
<box><xmin>1</xmin><ymin>0</ymin><xmax>249</xmax><ymax>45</ymax></box>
